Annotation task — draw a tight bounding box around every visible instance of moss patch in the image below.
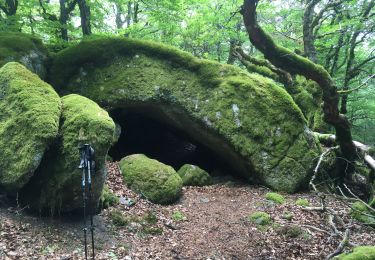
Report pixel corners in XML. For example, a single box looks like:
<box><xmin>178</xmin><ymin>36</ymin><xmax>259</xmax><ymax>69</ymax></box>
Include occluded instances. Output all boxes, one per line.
<box><xmin>100</xmin><ymin>185</ymin><xmax>119</xmax><ymax>209</ymax></box>
<box><xmin>49</xmin><ymin>37</ymin><xmax>320</xmax><ymax>192</ymax></box>
<box><xmin>177</xmin><ymin>164</ymin><xmax>212</xmax><ymax>186</ymax></box>
<box><xmin>335</xmin><ymin>246</ymin><xmax>375</xmax><ymax>260</ymax></box>
<box><xmin>119</xmin><ymin>154</ymin><xmax>182</xmax><ymax>204</ymax></box>
<box><xmin>249</xmin><ymin>211</ymin><xmax>272</xmax><ymax>225</ymax></box>
<box><xmin>0</xmin><ymin>62</ymin><xmax>61</xmax><ymax>192</ymax></box>
<box><xmin>265</xmin><ymin>192</ymin><xmax>285</xmax><ymax>204</ymax></box>
<box><xmin>295</xmin><ymin>198</ymin><xmax>310</xmax><ymax>207</ymax></box>
<box><xmin>20</xmin><ymin>94</ymin><xmax>115</xmax><ymax>213</ymax></box>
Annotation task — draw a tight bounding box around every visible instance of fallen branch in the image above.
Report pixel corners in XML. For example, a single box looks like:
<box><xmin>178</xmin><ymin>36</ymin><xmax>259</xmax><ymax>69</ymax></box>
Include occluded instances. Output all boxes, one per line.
<box><xmin>314</xmin><ymin>132</ymin><xmax>375</xmax><ymax>171</ymax></box>
<box><xmin>326</xmin><ymin>224</ymin><xmax>352</xmax><ymax>259</ymax></box>
<box><xmin>309</xmin><ymin>146</ymin><xmax>339</xmax><ymax>193</ymax></box>
<box><xmin>343</xmin><ymin>184</ymin><xmax>375</xmax><ymax>214</ymax></box>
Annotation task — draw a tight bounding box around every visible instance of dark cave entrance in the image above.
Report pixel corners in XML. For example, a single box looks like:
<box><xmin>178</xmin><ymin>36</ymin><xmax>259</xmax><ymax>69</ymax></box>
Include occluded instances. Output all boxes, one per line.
<box><xmin>108</xmin><ymin>107</ymin><xmax>239</xmax><ymax>178</ymax></box>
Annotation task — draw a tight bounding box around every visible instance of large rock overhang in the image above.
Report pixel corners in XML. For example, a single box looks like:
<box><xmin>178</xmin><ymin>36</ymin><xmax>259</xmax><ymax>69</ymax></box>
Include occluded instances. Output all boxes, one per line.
<box><xmin>48</xmin><ymin>37</ymin><xmax>320</xmax><ymax>192</ymax></box>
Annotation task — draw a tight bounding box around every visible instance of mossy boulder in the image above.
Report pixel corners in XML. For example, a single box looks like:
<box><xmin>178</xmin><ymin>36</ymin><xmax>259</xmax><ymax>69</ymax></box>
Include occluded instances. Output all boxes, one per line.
<box><xmin>119</xmin><ymin>154</ymin><xmax>182</xmax><ymax>204</ymax></box>
<box><xmin>334</xmin><ymin>246</ymin><xmax>375</xmax><ymax>259</ymax></box>
<box><xmin>0</xmin><ymin>62</ymin><xmax>61</xmax><ymax>193</ymax></box>
<box><xmin>177</xmin><ymin>164</ymin><xmax>212</xmax><ymax>186</ymax></box>
<box><xmin>20</xmin><ymin>94</ymin><xmax>115</xmax><ymax>213</ymax></box>
<box><xmin>49</xmin><ymin>37</ymin><xmax>321</xmax><ymax>192</ymax></box>
<box><xmin>0</xmin><ymin>32</ymin><xmax>48</xmax><ymax>79</ymax></box>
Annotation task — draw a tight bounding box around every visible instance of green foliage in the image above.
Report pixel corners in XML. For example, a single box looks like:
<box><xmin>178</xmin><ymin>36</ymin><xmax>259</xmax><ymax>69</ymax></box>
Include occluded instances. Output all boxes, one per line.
<box><xmin>334</xmin><ymin>246</ymin><xmax>375</xmax><ymax>260</ymax></box>
<box><xmin>177</xmin><ymin>164</ymin><xmax>212</xmax><ymax>186</ymax></box>
<box><xmin>119</xmin><ymin>154</ymin><xmax>183</xmax><ymax>204</ymax></box>
<box><xmin>171</xmin><ymin>210</ymin><xmax>186</xmax><ymax>221</ymax></box>
<box><xmin>100</xmin><ymin>185</ymin><xmax>119</xmax><ymax>209</ymax></box>
<box><xmin>249</xmin><ymin>211</ymin><xmax>272</xmax><ymax>226</ymax></box>
<box><xmin>295</xmin><ymin>198</ymin><xmax>310</xmax><ymax>207</ymax></box>
<box><xmin>265</xmin><ymin>193</ymin><xmax>285</xmax><ymax>204</ymax></box>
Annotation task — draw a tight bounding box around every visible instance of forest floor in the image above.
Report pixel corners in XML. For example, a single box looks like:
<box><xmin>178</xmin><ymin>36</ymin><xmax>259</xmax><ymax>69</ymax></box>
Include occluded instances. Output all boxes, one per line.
<box><xmin>0</xmin><ymin>162</ymin><xmax>374</xmax><ymax>260</ymax></box>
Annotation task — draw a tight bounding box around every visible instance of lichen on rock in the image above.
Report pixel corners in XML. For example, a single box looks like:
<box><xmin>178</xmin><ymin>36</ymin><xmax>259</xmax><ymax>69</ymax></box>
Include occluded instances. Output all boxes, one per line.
<box><xmin>49</xmin><ymin>37</ymin><xmax>321</xmax><ymax>192</ymax></box>
<box><xmin>119</xmin><ymin>154</ymin><xmax>183</xmax><ymax>204</ymax></box>
<box><xmin>0</xmin><ymin>32</ymin><xmax>48</xmax><ymax>79</ymax></box>
<box><xmin>0</xmin><ymin>62</ymin><xmax>61</xmax><ymax>193</ymax></box>
<box><xmin>177</xmin><ymin>164</ymin><xmax>212</xmax><ymax>186</ymax></box>
<box><xmin>20</xmin><ymin>94</ymin><xmax>115</xmax><ymax>213</ymax></box>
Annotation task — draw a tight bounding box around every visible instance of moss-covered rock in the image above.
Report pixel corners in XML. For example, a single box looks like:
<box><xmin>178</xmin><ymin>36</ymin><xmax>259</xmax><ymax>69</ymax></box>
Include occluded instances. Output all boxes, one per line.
<box><xmin>20</xmin><ymin>94</ymin><xmax>115</xmax><ymax>213</ymax></box>
<box><xmin>334</xmin><ymin>246</ymin><xmax>375</xmax><ymax>259</ymax></box>
<box><xmin>0</xmin><ymin>32</ymin><xmax>48</xmax><ymax>79</ymax></box>
<box><xmin>49</xmin><ymin>37</ymin><xmax>321</xmax><ymax>192</ymax></box>
<box><xmin>119</xmin><ymin>154</ymin><xmax>182</xmax><ymax>204</ymax></box>
<box><xmin>177</xmin><ymin>164</ymin><xmax>212</xmax><ymax>186</ymax></box>
<box><xmin>0</xmin><ymin>62</ymin><xmax>61</xmax><ymax>193</ymax></box>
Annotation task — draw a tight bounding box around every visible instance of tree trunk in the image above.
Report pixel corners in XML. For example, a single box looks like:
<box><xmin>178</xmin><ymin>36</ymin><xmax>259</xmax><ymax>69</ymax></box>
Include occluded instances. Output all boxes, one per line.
<box><xmin>0</xmin><ymin>0</ymin><xmax>18</xmax><ymax>16</ymax></box>
<box><xmin>78</xmin><ymin>0</ymin><xmax>91</xmax><ymax>35</ymax></box>
<box><xmin>241</xmin><ymin>0</ymin><xmax>356</xmax><ymax>161</ymax></box>
<box><xmin>59</xmin><ymin>0</ymin><xmax>69</xmax><ymax>41</ymax></box>
<box><xmin>303</xmin><ymin>0</ymin><xmax>320</xmax><ymax>62</ymax></box>
<box><xmin>115</xmin><ymin>2</ymin><xmax>124</xmax><ymax>29</ymax></box>
<box><xmin>126</xmin><ymin>1</ymin><xmax>132</xmax><ymax>27</ymax></box>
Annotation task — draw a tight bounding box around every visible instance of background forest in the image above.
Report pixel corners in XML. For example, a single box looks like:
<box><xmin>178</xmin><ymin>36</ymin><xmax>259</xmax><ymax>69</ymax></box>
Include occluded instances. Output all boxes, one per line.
<box><xmin>0</xmin><ymin>0</ymin><xmax>374</xmax><ymax>146</ymax></box>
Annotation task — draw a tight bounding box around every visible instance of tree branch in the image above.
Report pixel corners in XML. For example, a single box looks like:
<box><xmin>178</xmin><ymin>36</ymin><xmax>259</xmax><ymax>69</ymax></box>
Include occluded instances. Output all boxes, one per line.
<box><xmin>241</xmin><ymin>0</ymin><xmax>356</xmax><ymax>160</ymax></box>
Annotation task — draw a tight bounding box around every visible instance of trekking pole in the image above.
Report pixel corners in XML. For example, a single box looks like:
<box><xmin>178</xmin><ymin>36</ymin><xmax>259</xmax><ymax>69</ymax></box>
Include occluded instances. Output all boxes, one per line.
<box><xmin>87</xmin><ymin>145</ymin><xmax>95</xmax><ymax>259</ymax></box>
<box><xmin>79</xmin><ymin>144</ymin><xmax>95</xmax><ymax>260</ymax></box>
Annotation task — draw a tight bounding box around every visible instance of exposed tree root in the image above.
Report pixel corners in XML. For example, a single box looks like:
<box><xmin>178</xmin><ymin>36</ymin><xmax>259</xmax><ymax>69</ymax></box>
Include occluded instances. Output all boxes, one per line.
<box><xmin>314</xmin><ymin>132</ymin><xmax>375</xmax><ymax>171</ymax></box>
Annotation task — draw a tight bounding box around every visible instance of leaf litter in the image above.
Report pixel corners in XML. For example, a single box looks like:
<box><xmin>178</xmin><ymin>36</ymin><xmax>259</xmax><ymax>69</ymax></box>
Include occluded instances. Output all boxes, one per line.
<box><xmin>0</xmin><ymin>161</ymin><xmax>374</xmax><ymax>259</ymax></box>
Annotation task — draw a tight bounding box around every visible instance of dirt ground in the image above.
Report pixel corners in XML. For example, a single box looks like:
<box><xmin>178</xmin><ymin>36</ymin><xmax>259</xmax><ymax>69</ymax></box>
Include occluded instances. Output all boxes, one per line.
<box><xmin>0</xmin><ymin>162</ymin><xmax>374</xmax><ymax>260</ymax></box>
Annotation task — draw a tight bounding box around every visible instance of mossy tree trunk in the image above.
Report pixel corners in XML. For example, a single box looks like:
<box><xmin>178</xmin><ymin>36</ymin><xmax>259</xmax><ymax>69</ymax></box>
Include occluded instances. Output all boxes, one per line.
<box><xmin>241</xmin><ymin>0</ymin><xmax>356</xmax><ymax>161</ymax></box>
<box><xmin>234</xmin><ymin>46</ymin><xmax>293</xmax><ymax>87</ymax></box>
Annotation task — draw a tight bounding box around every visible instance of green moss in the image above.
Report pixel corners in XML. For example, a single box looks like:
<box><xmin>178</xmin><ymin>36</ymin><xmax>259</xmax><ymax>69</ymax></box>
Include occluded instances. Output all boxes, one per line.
<box><xmin>276</xmin><ymin>225</ymin><xmax>304</xmax><ymax>238</ymax></box>
<box><xmin>171</xmin><ymin>210</ymin><xmax>186</xmax><ymax>221</ymax></box>
<box><xmin>295</xmin><ymin>198</ymin><xmax>310</xmax><ymax>207</ymax></box>
<box><xmin>20</xmin><ymin>94</ymin><xmax>115</xmax><ymax>214</ymax></box>
<box><xmin>49</xmin><ymin>37</ymin><xmax>320</xmax><ymax>193</ymax></box>
<box><xmin>249</xmin><ymin>211</ymin><xmax>272</xmax><ymax>225</ymax></box>
<box><xmin>110</xmin><ymin>210</ymin><xmax>131</xmax><ymax>227</ymax></box>
<box><xmin>351</xmin><ymin>202</ymin><xmax>375</xmax><ymax>227</ymax></box>
<box><xmin>0</xmin><ymin>32</ymin><xmax>48</xmax><ymax>78</ymax></box>
<box><xmin>282</xmin><ymin>212</ymin><xmax>294</xmax><ymax>221</ymax></box>
<box><xmin>177</xmin><ymin>164</ymin><xmax>212</xmax><ymax>186</ymax></box>
<box><xmin>335</xmin><ymin>246</ymin><xmax>375</xmax><ymax>260</ymax></box>
<box><xmin>119</xmin><ymin>154</ymin><xmax>182</xmax><ymax>204</ymax></box>
<box><xmin>0</xmin><ymin>62</ymin><xmax>61</xmax><ymax>192</ymax></box>
<box><xmin>100</xmin><ymin>185</ymin><xmax>119</xmax><ymax>209</ymax></box>
<box><xmin>265</xmin><ymin>192</ymin><xmax>285</xmax><ymax>204</ymax></box>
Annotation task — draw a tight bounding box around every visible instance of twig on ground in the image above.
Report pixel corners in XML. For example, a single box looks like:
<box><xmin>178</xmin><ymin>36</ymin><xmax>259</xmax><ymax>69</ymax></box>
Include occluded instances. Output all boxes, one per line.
<box><xmin>325</xmin><ymin>223</ymin><xmax>352</xmax><ymax>259</ymax></box>
<box><xmin>343</xmin><ymin>184</ymin><xmax>375</xmax><ymax>214</ymax></box>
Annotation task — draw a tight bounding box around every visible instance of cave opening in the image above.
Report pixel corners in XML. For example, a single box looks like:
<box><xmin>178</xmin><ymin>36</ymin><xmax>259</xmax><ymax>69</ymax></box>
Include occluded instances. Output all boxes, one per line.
<box><xmin>108</xmin><ymin>107</ymin><xmax>241</xmax><ymax>179</ymax></box>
